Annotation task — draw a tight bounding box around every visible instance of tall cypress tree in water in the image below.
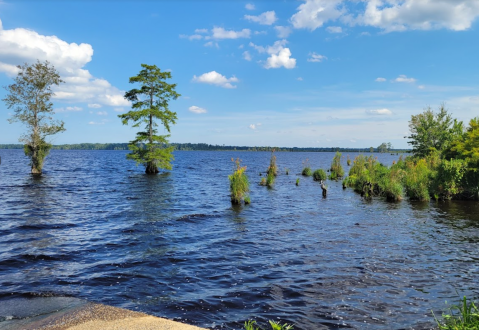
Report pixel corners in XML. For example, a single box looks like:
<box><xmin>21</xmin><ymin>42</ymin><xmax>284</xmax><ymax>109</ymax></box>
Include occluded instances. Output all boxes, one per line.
<box><xmin>119</xmin><ymin>64</ymin><xmax>180</xmax><ymax>174</ymax></box>
<box><xmin>3</xmin><ymin>61</ymin><xmax>65</xmax><ymax>175</ymax></box>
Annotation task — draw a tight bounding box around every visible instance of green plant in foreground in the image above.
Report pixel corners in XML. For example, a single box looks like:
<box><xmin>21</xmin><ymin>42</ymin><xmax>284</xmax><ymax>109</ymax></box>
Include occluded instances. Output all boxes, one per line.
<box><xmin>229</xmin><ymin>158</ymin><xmax>250</xmax><ymax>204</ymax></box>
<box><xmin>434</xmin><ymin>296</ymin><xmax>479</xmax><ymax>330</ymax></box>
<box><xmin>313</xmin><ymin>169</ymin><xmax>327</xmax><ymax>181</ymax></box>
<box><xmin>244</xmin><ymin>320</ymin><xmax>294</xmax><ymax>330</ymax></box>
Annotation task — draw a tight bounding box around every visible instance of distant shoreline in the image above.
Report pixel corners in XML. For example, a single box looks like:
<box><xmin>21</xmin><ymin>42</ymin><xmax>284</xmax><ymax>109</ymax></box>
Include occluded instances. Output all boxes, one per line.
<box><xmin>0</xmin><ymin>143</ymin><xmax>411</xmax><ymax>153</ymax></box>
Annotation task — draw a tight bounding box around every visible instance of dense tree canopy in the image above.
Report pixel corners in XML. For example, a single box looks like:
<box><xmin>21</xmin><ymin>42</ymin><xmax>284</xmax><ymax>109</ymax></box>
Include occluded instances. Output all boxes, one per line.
<box><xmin>2</xmin><ymin>60</ymin><xmax>65</xmax><ymax>175</ymax></box>
<box><xmin>119</xmin><ymin>64</ymin><xmax>180</xmax><ymax>174</ymax></box>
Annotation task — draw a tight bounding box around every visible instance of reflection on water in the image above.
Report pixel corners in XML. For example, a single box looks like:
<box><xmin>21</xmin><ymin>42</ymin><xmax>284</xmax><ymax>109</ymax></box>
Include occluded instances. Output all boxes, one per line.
<box><xmin>1</xmin><ymin>149</ymin><xmax>478</xmax><ymax>329</ymax></box>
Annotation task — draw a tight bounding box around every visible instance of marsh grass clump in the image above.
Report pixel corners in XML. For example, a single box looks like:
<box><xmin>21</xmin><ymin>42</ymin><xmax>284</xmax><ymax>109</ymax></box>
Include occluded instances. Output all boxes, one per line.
<box><xmin>434</xmin><ymin>296</ymin><xmax>479</xmax><ymax>330</ymax></box>
<box><xmin>268</xmin><ymin>150</ymin><xmax>278</xmax><ymax>176</ymax></box>
<box><xmin>301</xmin><ymin>158</ymin><xmax>312</xmax><ymax>176</ymax></box>
<box><xmin>313</xmin><ymin>169</ymin><xmax>327</xmax><ymax>181</ymax></box>
<box><xmin>296</xmin><ymin>178</ymin><xmax>300</xmax><ymax>186</ymax></box>
<box><xmin>347</xmin><ymin>155</ymin><xmax>351</xmax><ymax>166</ymax></box>
<box><xmin>266</xmin><ymin>171</ymin><xmax>275</xmax><ymax>187</ymax></box>
<box><xmin>260</xmin><ymin>177</ymin><xmax>267</xmax><ymax>186</ymax></box>
<box><xmin>244</xmin><ymin>320</ymin><xmax>294</xmax><ymax>330</ymax></box>
<box><xmin>329</xmin><ymin>152</ymin><xmax>344</xmax><ymax>180</ymax></box>
<box><xmin>285</xmin><ymin>168</ymin><xmax>289</xmax><ymax>175</ymax></box>
<box><xmin>229</xmin><ymin>158</ymin><xmax>250</xmax><ymax>204</ymax></box>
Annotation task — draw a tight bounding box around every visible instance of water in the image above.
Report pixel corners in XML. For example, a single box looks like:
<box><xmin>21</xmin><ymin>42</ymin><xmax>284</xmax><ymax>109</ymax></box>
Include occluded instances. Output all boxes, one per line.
<box><xmin>0</xmin><ymin>150</ymin><xmax>478</xmax><ymax>329</ymax></box>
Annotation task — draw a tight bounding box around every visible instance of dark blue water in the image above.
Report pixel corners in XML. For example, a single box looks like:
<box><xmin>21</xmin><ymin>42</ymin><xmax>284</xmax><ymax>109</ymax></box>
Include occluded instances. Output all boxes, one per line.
<box><xmin>1</xmin><ymin>150</ymin><xmax>478</xmax><ymax>329</ymax></box>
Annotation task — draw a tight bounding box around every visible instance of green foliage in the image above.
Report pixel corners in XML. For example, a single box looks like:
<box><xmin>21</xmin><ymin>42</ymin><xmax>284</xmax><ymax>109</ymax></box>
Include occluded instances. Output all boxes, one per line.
<box><xmin>260</xmin><ymin>177</ymin><xmax>267</xmax><ymax>186</ymax></box>
<box><xmin>377</xmin><ymin>142</ymin><xmax>392</xmax><ymax>153</ymax></box>
<box><xmin>313</xmin><ymin>169</ymin><xmax>327</xmax><ymax>181</ymax></box>
<box><xmin>432</xmin><ymin>158</ymin><xmax>467</xmax><ymax>200</ymax></box>
<box><xmin>435</xmin><ymin>296</ymin><xmax>479</xmax><ymax>330</ymax></box>
<box><xmin>118</xmin><ymin>64</ymin><xmax>179</xmax><ymax>174</ymax></box>
<box><xmin>244</xmin><ymin>196</ymin><xmax>251</xmax><ymax>204</ymax></box>
<box><xmin>347</xmin><ymin>155</ymin><xmax>351</xmax><ymax>166</ymax></box>
<box><xmin>243</xmin><ymin>320</ymin><xmax>294</xmax><ymax>330</ymax></box>
<box><xmin>266</xmin><ymin>171</ymin><xmax>275</xmax><ymax>187</ymax></box>
<box><xmin>330</xmin><ymin>152</ymin><xmax>344</xmax><ymax>179</ymax></box>
<box><xmin>302</xmin><ymin>167</ymin><xmax>312</xmax><ymax>176</ymax></box>
<box><xmin>268</xmin><ymin>150</ymin><xmax>278</xmax><ymax>176</ymax></box>
<box><xmin>3</xmin><ymin>60</ymin><xmax>65</xmax><ymax>174</ymax></box>
<box><xmin>407</xmin><ymin>104</ymin><xmax>463</xmax><ymax>158</ymax></box>
<box><xmin>296</xmin><ymin>178</ymin><xmax>300</xmax><ymax>186</ymax></box>
<box><xmin>229</xmin><ymin>158</ymin><xmax>250</xmax><ymax>205</ymax></box>
<box><xmin>403</xmin><ymin>158</ymin><xmax>432</xmax><ymax>201</ymax></box>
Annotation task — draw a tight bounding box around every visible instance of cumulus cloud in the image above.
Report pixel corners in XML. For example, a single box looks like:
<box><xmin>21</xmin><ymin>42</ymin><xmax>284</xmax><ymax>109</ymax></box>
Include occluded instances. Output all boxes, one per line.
<box><xmin>249</xmin><ymin>124</ymin><xmax>257</xmax><ymax>130</ymax></box>
<box><xmin>265</xmin><ymin>48</ymin><xmax>296</xmax><ymax>69</ymax></box>
<box><xmin>367</xmin><ymin>108</ymin><xmax>392</xmax><ymax>115</ymax></box>
<box><xmin>250</xmin><ymin>40</ymin><xmax>296</xmax><ymax>69</ymax></box>
<box><xmin>211</xmin><ymin>27</ymin><xmax>251</xmax><ymax>39</ymax></box>
<box><xmin>243</xmin><ymin>51</ymin><xmax>252</xmax><ymax>61</ymax></box>
<box><xmin>189</xmin><ymin>106</ymin><xmax>207</xmax><ymax>114</ymax></box>
<box><xmin>326</xmin><ymin>26</ymin><xmax>343</xmax><ymax>33</ymax></box>
<box><xmin>97</xmin><ymin>111</ymin><xmax>107</xmax><ymax>115</ymax></box>
<box><xmin>291</xmin><ymin>0</ymin><xmax>345</xmax><ymax>30</ymax></box>
<box><xmin>195</xmin><ymin>28</ymin><xmax>208</xmax><ymax>34</ymax></box>
<box><xmin>357</xmin><ymin>0</ymin><xmax>479</xmax><ymax>32</ymax></box>
<box><xmin>204</xmin><ymin>41</ymin><xmax>219</xmax><ymax>48</ymax></box>
<box><xmin>375</xmin><ymin>77</ymin><xmax>386</xmax><ymax>82</ymax></box>
<box><xmin>394</xmin><ymin>74</ymin><xmax>416</xmax><ymax>83</ymax></box>
<box><xmin>245</xmin><ymin>11</ymin><xmax>278</xmax><ymax>25</ymax></box>
<box><xmin>88</xmin><ymin>103</ymin><xmax>102</xmax><ymax>108</ymax></box>
<box><xmin>245</xmin><ymin>3</ymin><xmax>255</xmax><ymax>10</ymax></box>
<box><xmin>56</xmin><ymin>106</ymin><xmax>82</xmax><ymax>112</ymax></box>
<box><xmin>192</xmin><ymin>71</ymin><xmax>239</xmax><ymax>88</ymax></box>
<box><xmin>274</xmin><ymin>25</ymin><xmax>292</xmax><ymax>38</ymax></box>
<box><xmin>307</xmin><ymin>52</ymin><xmax>327</xmax><ymax>62</ymax></box>
<box><xmin>0</xmin><ymin>23</ymin><xmax>129</xmax><ymax>107</ymax></box>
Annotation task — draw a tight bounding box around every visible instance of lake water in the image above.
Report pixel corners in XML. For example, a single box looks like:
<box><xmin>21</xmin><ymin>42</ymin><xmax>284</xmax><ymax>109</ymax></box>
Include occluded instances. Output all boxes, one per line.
<box><xmin>0</xmin><ymin>150</ymin><xmax>478</xmax><ymax>329</ymax></box>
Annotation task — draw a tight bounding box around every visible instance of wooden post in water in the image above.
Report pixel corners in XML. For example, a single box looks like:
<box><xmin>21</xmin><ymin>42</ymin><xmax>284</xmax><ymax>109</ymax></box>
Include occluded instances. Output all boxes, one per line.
<box><xmin>320</xmin><ymin>180</ymin><xmax>327</xmax><ymax>197</ymax></box>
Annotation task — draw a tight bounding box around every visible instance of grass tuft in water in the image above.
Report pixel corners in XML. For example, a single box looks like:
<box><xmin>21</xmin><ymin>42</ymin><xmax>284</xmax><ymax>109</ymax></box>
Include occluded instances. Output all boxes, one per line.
<box><xmin>296</xmin><ymin>178</ymin><xmax>300</xmax><ymax>186</ymax></box>
<box><xmin>434</xmin><ymin>296</ymin><xmax>479</xmax><ymax>330</ymax></box>
<box><xmin>313</xmin><ymin>169</ymin><xmax>327</xmax><ymax>181</ymax></box>
<box><xmin>229</xmin><ymin>158</ymin><xmax>250</xmax><ymax>205</ymax></box>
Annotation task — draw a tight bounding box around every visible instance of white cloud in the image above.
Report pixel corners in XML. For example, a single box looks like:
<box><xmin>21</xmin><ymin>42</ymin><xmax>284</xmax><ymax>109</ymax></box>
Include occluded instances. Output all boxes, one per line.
<box><xmin>195</xmin><ymin>28</ymin><xmax>208</xmax><ymax>34</ymax></box>
<box><xmin>418</xmin><ymin>85</ymin><xmax>425</xmax><ymax>89</ymax></box>
<box><xmin>367</xmin><ymin>108</ymin><xmax>393</xmax><ymax>115</ymax></box>
<box><xmin>307</xmin><ymin>52</ymin><xmax>327</xmax><ymax>62</ymax></box>
<box><xmin>245</xmin><ymin>3</ymin><xmax>255</xmax><ymax>10</ymax></box>
<box><xmin>88</xmin><ymin>120</ymin><xmax>107</xmax><ymax>125</ymax></box>
<box><xmin>243</xmin><ymin>51</ymin><xmax>252</xmax><ymax>61</ymax></box>
<box><xmin>265</xmin><ymin>48</ymin><xmax>296</xmax><ymax>69</ymax></box>
<box><xmin>97</xmin><ymin>111</ymin><xmax>107</xmax><ymax>115</ymax></box>
<box><xmin>192</xmin><ymin>71</ymin><xmax>239</xmax><ymax>88</ymax></box>
<box><xmin>375</xmin><ymin>77</ymin><xmax>386</xmax><ymax>82</ymax></box>
<box><xmin>326</xmin><ymin>26</ymin><xmax>343</xmax><ymax>33</ymax></box>
<box><xmin>357</xmin><ymin>0</ymin><xmax>479</xmax><ymax>32</ymax></box>
<box><xmin>188</xmin><ymin>106</ymin><xmax>207</xmax><ymax>114</ymax></box>
<box><xmin>274</xmin><ymin>25</ymin><xmax>292</xmax><ymax>38</ymax></box>
<box><xmin>249</xmin><ymin>124</ymin><xmax>259</xmax><ymax>130</ymax></box>
<box><xmin>245</xmin><ymin>11</ymin><xmax>278</xmax><ymax>25</ymax></box>
<box><xmin>211</xmin><ymin>27</ymin><xmax>251</xmax><ymax>39</ymax></box>
<box><xmin>114</xmin><ymin>107</ymin><xmax>125</xmax><ymax>112</ymax></box>
<box><xmin>56</xmin><ymin>106</ymin><xmax>82</xmax><ymax>112</ymax></box>
<box><xmin>204</xmin><ymin>41</ymin><xmax>219</xmax><ymax>48</ymax></box>
<box><xmin>0</xmin><ymin>23</ymin><xmax>129</xmax><ymax>107</ymax></box>
<box><xmin>88</xmin><ymin>103</ymin><xmax>102</xmax><ymax>108</ymax></box>
<box><xmin>297</xmin><ymin>77</ymin><xmax>303</xmax><ymax>81</ymax></box>
<box><xmin>291</xmin><ymin>0</ymin><xmax>345</xmax><ymax>31</ymax></box>
<box><xmin>180</xmin><ymin>34</ymin><xmax>203</xmax><ymax>40</ymax></box>
<box><xmin>394</xmin><ymin>74</ymin><xmax>416</xmax><ymax>83</ymax></box>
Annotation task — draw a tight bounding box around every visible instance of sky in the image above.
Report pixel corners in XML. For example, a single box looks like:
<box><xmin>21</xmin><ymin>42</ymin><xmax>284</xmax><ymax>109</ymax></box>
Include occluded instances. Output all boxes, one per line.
<box><xmin>0</xmin><ymin>0</ymin><xmax>478</xmax><ymax>149</ymax></box>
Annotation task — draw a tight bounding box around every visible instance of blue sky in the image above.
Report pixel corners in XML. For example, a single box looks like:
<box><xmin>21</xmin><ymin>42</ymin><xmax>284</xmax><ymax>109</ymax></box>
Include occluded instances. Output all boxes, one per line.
<box><xmin>0</xmin><ymin>0</ymin><xmax>478</xmax><ymax>148</ymax></box>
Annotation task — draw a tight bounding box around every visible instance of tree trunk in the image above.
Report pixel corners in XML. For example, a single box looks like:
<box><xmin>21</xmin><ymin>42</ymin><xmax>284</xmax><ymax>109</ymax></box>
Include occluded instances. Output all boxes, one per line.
<box><xmin>31</xmin><ymin>148</ymin><xmax>42</xmax><ymax>176</ymax></box>
<box><xmin>145</xmin><ymin>161</ymin><xmax>159</xmax><ymax>174</ymax></box>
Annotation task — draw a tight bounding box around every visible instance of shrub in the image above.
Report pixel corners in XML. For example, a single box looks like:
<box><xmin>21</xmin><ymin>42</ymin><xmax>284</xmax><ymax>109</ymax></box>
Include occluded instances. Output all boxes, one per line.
<box><xmin>330</xmin><ymin>152</ymin><xmax>344</xmax><ymax>179</ymax></box>
<box><xmin>432</xmin><ymin>158</ymin><xmax>466</xmax><ymax>200</ymax></box>
<box><xmin>229</xmin><ymin>158</ymin><xmax>250</xmax><ymax>204</ymax></box>
<box><xmin>302</xmin><ymin>167</ymin><xmax>312</xmax><ymax>176</ymax></box>
<box><xmin>313</xmin><ymin>169</ymin><xmax>327</xmax><ymax>181</ymax></box>
<box><xmin>404</xmin><ymin>158</ymin><xmax>432</xmax><ymax>201</ymax></box>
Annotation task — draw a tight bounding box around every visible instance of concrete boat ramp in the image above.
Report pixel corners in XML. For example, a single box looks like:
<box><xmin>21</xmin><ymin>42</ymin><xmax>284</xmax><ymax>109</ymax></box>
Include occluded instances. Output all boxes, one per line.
<box><xmin>0</xmin><ymin>296</ymin><xmax>206</xmax><ymax>330</ymax></box>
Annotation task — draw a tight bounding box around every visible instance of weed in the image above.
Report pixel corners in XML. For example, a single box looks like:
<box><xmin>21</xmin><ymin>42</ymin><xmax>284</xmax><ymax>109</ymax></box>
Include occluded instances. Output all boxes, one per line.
<box><xmin>330</xmin><ymin>152</ymin><xmax>344</xmax><ymax>179</ymax></box>
<box><xmin>313</xmin><ymin>169</ymin><xmax>327</xmax><ymax>181</ymax></box>
<box><xmin>229</xmin><ymin>158</ymin><xmax>250</xmax><ymax>204</ymax></box>
<box><xmin>244</xmin><ymin>320</ymin><xmax>294</xmax><ymax>330</ymax></box>
<box><xmin>296</xmin><ymin>178</ymin><xmax>300</xmax><ymax>186</ymax></box>
<box><xmin>434</xmin><ymin>296</ymin><xmax>479</xmax><ymax>330</ymax></box>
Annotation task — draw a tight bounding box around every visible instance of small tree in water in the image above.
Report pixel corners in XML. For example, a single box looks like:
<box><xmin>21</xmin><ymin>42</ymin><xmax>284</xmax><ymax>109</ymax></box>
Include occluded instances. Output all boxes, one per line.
<box><xmin>119</xmin><ymin>64</ymin><xmax>180</xmax><ymax>174</ymax></box>
<box><xmin>3</xmin><ymin>61</ymin><xmax>65</xmax><ymax>175</ymax></box>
